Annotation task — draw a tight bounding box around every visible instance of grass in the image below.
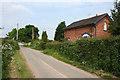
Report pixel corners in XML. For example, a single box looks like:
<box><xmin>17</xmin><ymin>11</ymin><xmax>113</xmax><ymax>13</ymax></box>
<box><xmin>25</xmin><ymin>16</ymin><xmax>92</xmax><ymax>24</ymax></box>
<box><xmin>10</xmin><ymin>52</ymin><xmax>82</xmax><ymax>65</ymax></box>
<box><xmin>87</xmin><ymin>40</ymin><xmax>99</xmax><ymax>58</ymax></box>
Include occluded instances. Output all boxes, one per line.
<box><xmin>102</xmin><ymin>75</ymin><xmax>113</xmax><ymax>78</ymax></box>
<box><xmin>43</xmin><ymin>49</ymin><xmax>96</xmax><ymax>73</ymax></box>
<box><xmin>24</xmin><ymin>45</ymin><xmax>119</xmax><ymax>79</ymax></box>
<box><xmin>42</xmin><ymin>48</ymin><xmax>118</xmax><ymax>79</ymax></box>
<box><xmin>9</xmin><ymin>50</ymin><xmax>34</xmax><ymax>78</ymax></box>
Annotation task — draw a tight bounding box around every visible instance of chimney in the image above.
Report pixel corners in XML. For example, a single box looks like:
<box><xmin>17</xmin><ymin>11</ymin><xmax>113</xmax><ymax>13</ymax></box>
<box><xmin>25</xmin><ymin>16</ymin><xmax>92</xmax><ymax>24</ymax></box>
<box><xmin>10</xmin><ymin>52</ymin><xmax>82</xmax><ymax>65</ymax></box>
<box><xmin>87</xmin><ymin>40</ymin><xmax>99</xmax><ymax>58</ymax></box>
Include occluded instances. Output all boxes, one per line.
<box><xmin>96</xmin><ymin>14</ymin><xmax>98</xmax><ymax>16</ymax></box>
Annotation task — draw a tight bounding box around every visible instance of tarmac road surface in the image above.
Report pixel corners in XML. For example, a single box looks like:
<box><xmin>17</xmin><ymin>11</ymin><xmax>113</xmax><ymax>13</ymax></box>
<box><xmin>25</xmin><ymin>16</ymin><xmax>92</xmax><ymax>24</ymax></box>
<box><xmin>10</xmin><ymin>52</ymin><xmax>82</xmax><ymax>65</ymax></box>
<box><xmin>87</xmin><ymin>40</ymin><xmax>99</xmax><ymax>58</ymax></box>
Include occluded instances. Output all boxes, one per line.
<box><xmin>19</xmin><ymin>44</ymin><xmax>98</xmax><ymax>78</ymax></box>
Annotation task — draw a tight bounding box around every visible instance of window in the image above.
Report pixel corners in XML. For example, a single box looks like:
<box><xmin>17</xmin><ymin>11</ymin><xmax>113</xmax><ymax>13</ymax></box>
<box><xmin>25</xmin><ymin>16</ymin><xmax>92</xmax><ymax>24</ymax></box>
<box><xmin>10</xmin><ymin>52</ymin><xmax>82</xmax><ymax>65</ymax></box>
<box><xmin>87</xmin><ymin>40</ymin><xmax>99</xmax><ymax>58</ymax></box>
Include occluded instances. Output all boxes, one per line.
<box><xmin>77</xmin><ymin>37</ymin><xmax>81</xmax><ymax>40</ymax></box>
<box><xmin>67</xmin><ymin>37</ymin><xmax>70</xmax><ymax>40</ymax></box>
<box><xmin>82</xmin><ymin>34</ymin><xmax>90</xmax><ymax>38</ymax></box>
<box><xmin>104</xmin><ymin>23</ymin><xmax>107</xmax><ymax>31</ymax></box>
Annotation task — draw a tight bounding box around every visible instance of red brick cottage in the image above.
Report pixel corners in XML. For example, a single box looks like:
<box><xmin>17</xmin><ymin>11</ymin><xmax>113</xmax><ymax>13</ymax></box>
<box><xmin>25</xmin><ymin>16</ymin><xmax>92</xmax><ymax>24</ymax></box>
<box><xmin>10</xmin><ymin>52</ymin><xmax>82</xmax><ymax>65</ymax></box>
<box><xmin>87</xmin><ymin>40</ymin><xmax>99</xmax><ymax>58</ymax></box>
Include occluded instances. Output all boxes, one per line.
<box><xmin>64</xmin><ymin>13</ymin><xmax>112</xmax><ymax>41</ymax></box>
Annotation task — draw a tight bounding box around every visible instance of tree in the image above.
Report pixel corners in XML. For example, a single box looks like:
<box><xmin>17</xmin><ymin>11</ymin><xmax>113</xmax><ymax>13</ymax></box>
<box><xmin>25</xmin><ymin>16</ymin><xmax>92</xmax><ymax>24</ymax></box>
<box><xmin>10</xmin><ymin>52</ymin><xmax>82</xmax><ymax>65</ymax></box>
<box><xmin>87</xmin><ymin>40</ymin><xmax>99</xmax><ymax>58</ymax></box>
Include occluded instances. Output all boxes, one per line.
<box><xmin>18</xmin><ymin>28</ymin><xmax>26</xmax><ymax>42</ymax></box>
<box><xmin>24</xmin><ymin>25</ymin><xmax>39</xmax><ymax>42</ymax></box>
<box><xmin>41</xmin><ymin>31</ymin><xmax>48</xmax><ymax>42</ymax></box>
<box><xmin>108</xmin><ymin>0</ymin><xmax>120</xmax><ymax>36</ymax></box>
<box><xmin>6</xmin><ymin>24</ymin><xmax>39</xmax><ymax>42</ymax></box>
<box><xmin>54</xmin><ymin>21</ymin><xmax>66</xmax><ymax>41</ymax></box>
<box><xmin>6</xmin><ymin>28</ymin><xmax>17</xmax><ymax>40</ymax></box>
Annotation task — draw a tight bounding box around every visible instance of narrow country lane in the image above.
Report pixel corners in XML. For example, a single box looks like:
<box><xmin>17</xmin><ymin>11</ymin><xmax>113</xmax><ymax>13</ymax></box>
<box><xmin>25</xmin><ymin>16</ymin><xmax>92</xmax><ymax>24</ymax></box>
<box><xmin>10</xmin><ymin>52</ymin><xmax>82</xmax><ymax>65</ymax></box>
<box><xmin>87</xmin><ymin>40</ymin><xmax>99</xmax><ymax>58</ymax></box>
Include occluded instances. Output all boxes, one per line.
<box><xmin>19</xmin><ymin>44</ymin><xmax>98</xmax><ymax>78</ymax></box>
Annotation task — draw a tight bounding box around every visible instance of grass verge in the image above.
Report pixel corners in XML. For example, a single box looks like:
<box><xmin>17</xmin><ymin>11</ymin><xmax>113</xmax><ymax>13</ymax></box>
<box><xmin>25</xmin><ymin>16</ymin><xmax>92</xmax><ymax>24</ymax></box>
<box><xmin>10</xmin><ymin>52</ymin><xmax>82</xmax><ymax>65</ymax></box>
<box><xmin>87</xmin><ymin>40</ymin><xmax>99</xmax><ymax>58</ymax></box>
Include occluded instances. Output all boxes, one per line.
<box><xmin>9</xmin><ymin>50</ymin><xmax>34</xmax><ymax>78</ymax></box>
<box><xmin>24</xmin><ymin>45</ymin><xmax>119</xmax><ymax>79</ymax></box>
<box><xmin>42</xmin><ymin>48</ymin><xmax>118</xmax><ymax>79</ymax></box>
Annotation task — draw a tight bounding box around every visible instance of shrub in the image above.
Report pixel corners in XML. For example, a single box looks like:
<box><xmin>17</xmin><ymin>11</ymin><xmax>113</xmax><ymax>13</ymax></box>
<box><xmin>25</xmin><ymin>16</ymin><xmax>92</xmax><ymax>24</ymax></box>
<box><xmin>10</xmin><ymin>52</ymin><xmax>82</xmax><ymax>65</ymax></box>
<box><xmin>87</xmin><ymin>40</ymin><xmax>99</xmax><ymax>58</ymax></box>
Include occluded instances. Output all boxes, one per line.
<box><xmin>46</xmin><ymin>41</ymin><xmax>61</xmax><ymax>51</ymax></box>
<box><xmin>29</xmin><ymin>40</ymin><xmax>46</xmax><ymax>50</ymax></box>
<box><xmin>59</xmin><ymin>38</ymin><xmax>120</xmax><ymax>77</ymax></box>
<box><xmin>2</xmin><ymin>39</ymin><xmax>19</xmax><ymax>78</ymax></box>
<box><xmin>29</xmin><ymin>37</ymin><xmax>120</xmax><ymax>77</ymax></box>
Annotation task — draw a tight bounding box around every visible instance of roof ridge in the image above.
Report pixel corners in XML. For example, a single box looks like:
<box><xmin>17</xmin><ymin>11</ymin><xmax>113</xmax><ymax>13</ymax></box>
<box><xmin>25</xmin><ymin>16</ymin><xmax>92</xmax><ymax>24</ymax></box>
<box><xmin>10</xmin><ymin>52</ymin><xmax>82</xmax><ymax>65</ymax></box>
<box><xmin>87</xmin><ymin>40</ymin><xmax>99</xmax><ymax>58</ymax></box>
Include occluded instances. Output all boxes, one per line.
<box><xmin>83</xmin><ymin>13</ymin><xmax>107</xmax><ymax>20</ymax></box>
<box><xmin>69</xmin><ymin>13</ymin><xmax>107</xmax><ymax>26</ymax></box>
<box><xmin>64</xmin><ymin>13</ymin><xmax>110</xmax><ymax>30</ymax></box>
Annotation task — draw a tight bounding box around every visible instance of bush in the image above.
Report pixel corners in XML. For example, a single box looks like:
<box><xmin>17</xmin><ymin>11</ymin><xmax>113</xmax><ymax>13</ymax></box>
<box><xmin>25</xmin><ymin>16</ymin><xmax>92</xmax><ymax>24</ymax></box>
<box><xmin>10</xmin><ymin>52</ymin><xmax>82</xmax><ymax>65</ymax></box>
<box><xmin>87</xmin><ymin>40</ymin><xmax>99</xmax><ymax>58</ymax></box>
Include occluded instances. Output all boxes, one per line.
<box><xmin>29</xmin><ymin>41</ymin><xmax>61</xmax><ymax>51</ymax></box>
<box><xmin>2</xmin><ymin>39</ymin><xmax>19</xmax><ymax>78</ymax></box>
<box><xmin>29</xmin><ymin>40</ymin><xmax>46</xmax><ymax>50</ymax></box>
<box><xmin>59</xmin><ymin>38</ymin><xmax>120</xmax><ymax>77</ymax></box>
<box><xmin>46</xmin><ymin>41</ymin><xmax>61</xmax><ymax>51</ymax></box>
<box><xmin>29</xmin><ymin>37</ymin><xmax>120</xmax><ymax>77</ymax></box>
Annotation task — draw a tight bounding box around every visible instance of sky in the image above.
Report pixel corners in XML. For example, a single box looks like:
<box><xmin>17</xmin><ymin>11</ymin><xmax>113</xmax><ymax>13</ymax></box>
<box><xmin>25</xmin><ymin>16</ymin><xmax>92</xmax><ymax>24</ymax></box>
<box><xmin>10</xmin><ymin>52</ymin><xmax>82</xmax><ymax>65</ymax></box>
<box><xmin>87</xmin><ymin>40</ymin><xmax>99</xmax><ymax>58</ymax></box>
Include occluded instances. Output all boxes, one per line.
<box><xmin>0</xmin><ymin>0</ymin><xmax>118</xmax><ymax>40</ymax></box>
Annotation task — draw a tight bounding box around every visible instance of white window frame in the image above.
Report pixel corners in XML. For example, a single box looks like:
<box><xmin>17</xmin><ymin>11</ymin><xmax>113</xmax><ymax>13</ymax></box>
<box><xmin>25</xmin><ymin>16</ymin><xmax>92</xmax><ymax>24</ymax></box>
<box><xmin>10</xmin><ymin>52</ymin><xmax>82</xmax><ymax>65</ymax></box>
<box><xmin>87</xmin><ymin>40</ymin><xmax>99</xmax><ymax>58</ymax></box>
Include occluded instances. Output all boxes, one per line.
<box><xmin>104</xmin><ymin>23</ymin><xmax>107</xmax><ymax>31</ymax></box>
<box><xmin>82</xmin><ymin>34</ymin><xmax>90</xmax><ymax>38</ymax></box>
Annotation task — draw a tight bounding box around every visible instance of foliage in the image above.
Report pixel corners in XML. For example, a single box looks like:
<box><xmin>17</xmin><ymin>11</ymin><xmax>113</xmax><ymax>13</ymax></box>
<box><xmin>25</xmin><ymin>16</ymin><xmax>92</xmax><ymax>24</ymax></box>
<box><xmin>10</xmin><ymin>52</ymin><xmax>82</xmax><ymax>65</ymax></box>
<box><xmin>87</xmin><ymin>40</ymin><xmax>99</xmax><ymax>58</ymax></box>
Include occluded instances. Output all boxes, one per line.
<box><xmin>29</xmin><ymin>40</ymin><xmax>46</xmax><ymax>50</ymax></box>
<box><xmin>2</xmin><ymin>39</ymin><xmax>19</xmax><ymax>78</ymax></box>
<box><xmin>45</xmin><ymin>41</ymin><xmax>61</xmax><ymax>51</ymax></box>
<box><xmin>18</xmin><ymin>28</ymin><xmax>26</xmax><ymax>42</ymax></box>
<box><xmin>6</xmin><ymin>28</ymin><xmax>17</xmax><ymax>40</ymax></box>
<box><xmin>54</xmin><ymin>21</ymin><xmax>66</xmax><ymax>41</ymax></box>
<box><xmin>24</xmin><ymin>25</ymin><xmax>39</xmax><ymax>42</ymax></box>
<box><xmin>108</xmin><ymin>0</ymin><xmax>120</xmax><ymax>36</ymax></box>
<box><xmin>29</xmin><ymin>37</ymin><xmax>120</xmax><ymax>77</ymax></box>
<box><xmin>41</xmin><ymin>31</ymin><xmax>48</xmax><ymax>42</ymax></box>
<box><xmin>11</xmin><ymin>50</ymin><xmax>34</xmax><ymax>78</ymax></box>
<box><xmin>59</xmin><ymin>38</ymin><xmax>120</xmax><ymax>77</ymax></box>
<box><xmin>6</xmin><ymin>25</ymin><xmax>39</xmax><ymax>43</ymax></box>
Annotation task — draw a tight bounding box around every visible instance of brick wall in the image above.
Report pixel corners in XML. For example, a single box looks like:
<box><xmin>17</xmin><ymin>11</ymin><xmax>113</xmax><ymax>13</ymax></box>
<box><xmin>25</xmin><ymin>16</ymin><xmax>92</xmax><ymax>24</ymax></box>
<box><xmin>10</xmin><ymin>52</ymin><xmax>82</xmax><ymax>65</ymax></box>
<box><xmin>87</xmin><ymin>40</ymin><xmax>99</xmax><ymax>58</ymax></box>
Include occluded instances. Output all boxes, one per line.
<box><xmin>95</xmin><ymin>16</ymin><xmax>111</xmax><ymax>37</ymax></box>
<box><xmin>64</xmin><ymin>16</ymin><xmax>111</xmax><ymax>41</ymax></box>
<box><xmin>65</xmin><ymin>26</ymin><xmax>94</xmax><ymax>41</ymax></box>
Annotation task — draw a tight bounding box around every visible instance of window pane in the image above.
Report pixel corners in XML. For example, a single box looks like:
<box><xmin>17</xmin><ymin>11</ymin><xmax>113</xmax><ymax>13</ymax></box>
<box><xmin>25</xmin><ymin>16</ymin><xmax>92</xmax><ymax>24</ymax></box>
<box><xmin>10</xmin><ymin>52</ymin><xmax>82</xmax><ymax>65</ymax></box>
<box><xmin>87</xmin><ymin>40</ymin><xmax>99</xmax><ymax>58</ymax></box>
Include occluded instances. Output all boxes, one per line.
<box><xmin>104</xmin><ymin>23</ymin><xmax>107</xmax><ymax>30</ymax></box>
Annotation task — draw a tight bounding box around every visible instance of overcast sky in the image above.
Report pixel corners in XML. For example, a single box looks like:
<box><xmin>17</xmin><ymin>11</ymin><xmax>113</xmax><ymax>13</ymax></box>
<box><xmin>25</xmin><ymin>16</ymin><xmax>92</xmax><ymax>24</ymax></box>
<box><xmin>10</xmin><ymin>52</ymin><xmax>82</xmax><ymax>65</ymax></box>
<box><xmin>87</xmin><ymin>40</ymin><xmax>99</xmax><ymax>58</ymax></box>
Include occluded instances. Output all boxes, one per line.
<box><xmin>1</xmin><ymin>0</ymin><xmax>118</xmax><ymax>40</ymax></box>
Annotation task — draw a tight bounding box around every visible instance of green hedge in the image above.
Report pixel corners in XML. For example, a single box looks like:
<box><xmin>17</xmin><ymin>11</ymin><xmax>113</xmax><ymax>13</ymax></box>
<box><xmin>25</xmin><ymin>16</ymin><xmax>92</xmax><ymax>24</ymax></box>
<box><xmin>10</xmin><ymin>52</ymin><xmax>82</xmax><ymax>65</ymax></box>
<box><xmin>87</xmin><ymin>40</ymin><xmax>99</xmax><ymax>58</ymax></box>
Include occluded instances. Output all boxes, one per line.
<box><xmin>45</xmin><ymin>42</ymin><xmax>61</xmax><ymax>51</ymax></box>
<box><xmin>29</xmin><ymin>40</ymin><xmax>46</xmax><ymax>50</ymax></box>
<box><xmin>29</xmin><ymin>37</ymin><xmax>120</xmax><ymax>77</ymax></box>
<box><xmin>2</xmin><ymin>39</ymin><xmax>19</xmax><ymax>78</ymax></box>
<box><xmin>59</xmin><ymin>38</ymin><xmax>120</xmax><ymax>77</ymax></box>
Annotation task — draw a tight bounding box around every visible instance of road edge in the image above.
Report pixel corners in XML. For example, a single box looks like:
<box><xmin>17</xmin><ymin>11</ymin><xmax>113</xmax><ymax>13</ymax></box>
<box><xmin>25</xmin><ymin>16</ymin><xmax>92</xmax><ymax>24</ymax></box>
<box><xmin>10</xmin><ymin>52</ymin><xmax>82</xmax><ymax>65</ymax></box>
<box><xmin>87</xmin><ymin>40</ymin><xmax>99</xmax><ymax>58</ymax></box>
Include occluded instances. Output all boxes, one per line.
<box><xmin>29</xmin><ymin>47</ymin><xmax>99</xmax><ymax>78</ymax></box>
<box><xmin>19</xmin><ymin>49</ymin><xmax>39</xmax><ymax>78</ymax></box>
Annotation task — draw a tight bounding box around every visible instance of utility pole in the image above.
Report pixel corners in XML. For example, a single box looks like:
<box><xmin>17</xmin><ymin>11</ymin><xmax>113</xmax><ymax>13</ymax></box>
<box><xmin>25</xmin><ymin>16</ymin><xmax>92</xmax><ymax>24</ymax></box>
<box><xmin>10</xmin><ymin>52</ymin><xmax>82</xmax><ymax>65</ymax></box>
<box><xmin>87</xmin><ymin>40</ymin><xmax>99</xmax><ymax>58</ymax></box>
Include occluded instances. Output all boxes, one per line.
<box><xmin>16</xmin><ymin>23</ymin><xmax>18</xmax><ymax>41</ymax></box>
<box><xmin>32</xmin><ymin>26</ymin><xmax>34</xmax><ymax>40</ymax></box>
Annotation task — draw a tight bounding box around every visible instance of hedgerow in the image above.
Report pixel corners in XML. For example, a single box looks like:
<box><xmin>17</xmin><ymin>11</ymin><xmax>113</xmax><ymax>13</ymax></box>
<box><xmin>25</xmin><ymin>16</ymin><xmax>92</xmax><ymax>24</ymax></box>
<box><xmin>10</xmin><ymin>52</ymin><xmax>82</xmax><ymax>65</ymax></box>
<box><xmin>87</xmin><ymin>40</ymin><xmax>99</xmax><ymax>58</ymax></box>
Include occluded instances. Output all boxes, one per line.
<box><xmin>59</xmin><ymin>38</ymin><xmax>120</xmax><ymax>77</ymax></box>
<box><xmin>2</xmin><ymin>39</ymin><xmax>19</xmax><ymax>78</ymax></box>
<box><xmin>29</xmin><ymin>37</ymin><xmax>120</xmax><ymax>77</ymax></box>
<box><xmin>29</xmin><ymin>40</ymin><xmax>46</xmax><ymax>50</ymax></box>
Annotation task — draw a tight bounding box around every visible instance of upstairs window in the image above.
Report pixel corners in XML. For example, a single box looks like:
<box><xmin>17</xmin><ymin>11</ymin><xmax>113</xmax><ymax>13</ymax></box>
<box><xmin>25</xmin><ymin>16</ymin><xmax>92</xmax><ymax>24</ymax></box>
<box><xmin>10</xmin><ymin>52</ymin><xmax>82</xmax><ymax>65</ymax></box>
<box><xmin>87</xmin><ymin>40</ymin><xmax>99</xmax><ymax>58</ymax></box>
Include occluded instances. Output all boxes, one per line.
<box><xmin>104</xmin><ymin>23</ymin><xmax>107</xmax><ymax>31</ymax></box>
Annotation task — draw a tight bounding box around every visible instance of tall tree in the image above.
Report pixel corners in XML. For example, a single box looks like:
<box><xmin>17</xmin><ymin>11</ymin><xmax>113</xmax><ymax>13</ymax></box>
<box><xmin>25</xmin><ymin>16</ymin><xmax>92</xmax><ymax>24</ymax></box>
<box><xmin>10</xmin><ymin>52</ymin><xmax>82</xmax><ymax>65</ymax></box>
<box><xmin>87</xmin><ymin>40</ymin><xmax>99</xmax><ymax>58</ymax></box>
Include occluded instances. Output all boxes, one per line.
<box><xmin>6</xmin><ymin>24</ymin><xmax>39</xmax><ymax>42</ymax></box>
<box><xmin>54</xmin><ymin>21</ymin><xmax>66</xmax><ymax>41</ymax></box>
<box><xmin>108</xmin><ymin>0</ymin><xmax>120</xmax><ymax>36</ymax></box>
<box><xmin>18</xmin><ymin>28</ymin><xmax>26</xmax><ymax>42</ymax></box>
<box><xmin>41</xmin><ymin>31</ymin><xmax>48</xmax><ymax>42</ymax></box>
<box><xmin>24</xmin><ymin>25</ymin><xmax>39</xmax><ymax>42</ymax></box>
<box><xmin>6</xmin><ymin>28</ymin><xmax>17</xmax><ymax>40</ymax></box>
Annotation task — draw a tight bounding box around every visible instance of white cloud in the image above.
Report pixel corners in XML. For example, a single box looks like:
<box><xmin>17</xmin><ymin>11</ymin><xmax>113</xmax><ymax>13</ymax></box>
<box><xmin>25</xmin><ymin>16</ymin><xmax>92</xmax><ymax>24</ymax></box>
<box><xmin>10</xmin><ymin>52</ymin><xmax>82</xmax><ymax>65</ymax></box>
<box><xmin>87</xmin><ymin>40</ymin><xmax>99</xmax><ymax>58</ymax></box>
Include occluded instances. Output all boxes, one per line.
<box><xmin>3</xmin><ymin>3</ymin><xmax>31</xmax><ymax>16</ymax></box>
<box><xmin>10</xmin><ymin>4</ymin><xmax>29</xmax><ymax>12</ymax></box>
<box><xmin>1</xmin><ymin>3</ymin><xmax>33</xmax><ymax>38</ymax></box>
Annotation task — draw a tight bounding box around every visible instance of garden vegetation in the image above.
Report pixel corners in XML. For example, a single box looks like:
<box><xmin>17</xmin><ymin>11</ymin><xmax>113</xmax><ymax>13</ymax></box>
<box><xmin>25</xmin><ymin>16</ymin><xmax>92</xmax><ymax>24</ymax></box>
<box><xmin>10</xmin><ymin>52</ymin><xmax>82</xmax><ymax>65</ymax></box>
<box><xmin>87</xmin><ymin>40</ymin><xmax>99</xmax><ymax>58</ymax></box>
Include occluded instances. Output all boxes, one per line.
<box><xmin>26</xmin><ymin>37</ymin><xmax>120</xmax><ymax>78</ymax></box>
<box><xmin>2</xmin><ymin>39</ymin><xmax>19</xmax><ymax>78</ymax></box>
